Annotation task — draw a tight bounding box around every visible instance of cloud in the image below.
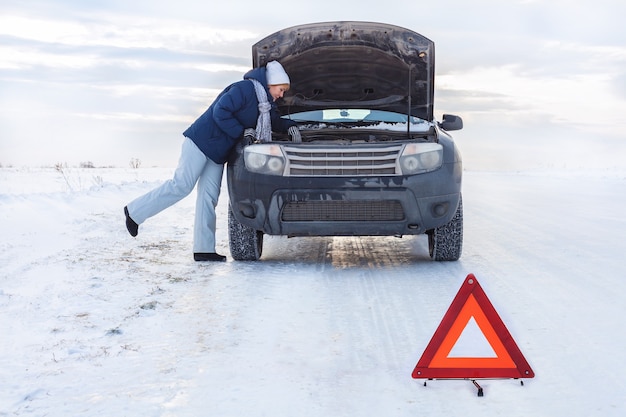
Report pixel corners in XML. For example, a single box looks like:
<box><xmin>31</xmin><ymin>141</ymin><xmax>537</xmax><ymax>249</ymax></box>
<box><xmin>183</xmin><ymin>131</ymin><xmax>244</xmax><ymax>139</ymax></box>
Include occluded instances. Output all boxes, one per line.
<box><xmin>0</xmin><ymin>12</ymin><xmax>259</xmax><ymax>49</ymax></box>
<box><xmin>611</xmin><ymin>72</ymin><xmax>626</xmax><ymax>100</ymax></box>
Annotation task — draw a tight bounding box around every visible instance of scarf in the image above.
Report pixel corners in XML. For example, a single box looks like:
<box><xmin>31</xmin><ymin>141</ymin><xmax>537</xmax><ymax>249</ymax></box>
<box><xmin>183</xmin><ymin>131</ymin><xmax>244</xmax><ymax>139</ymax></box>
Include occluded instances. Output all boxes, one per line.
<box><xmin>250</xmin><ymin>79</ymin><xmax>272</xmax><ymax>142</ymax></box>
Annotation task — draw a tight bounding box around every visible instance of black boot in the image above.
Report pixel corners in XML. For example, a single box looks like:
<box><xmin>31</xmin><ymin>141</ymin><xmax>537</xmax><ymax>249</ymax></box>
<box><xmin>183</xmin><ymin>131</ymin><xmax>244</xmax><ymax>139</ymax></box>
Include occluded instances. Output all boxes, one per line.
<box><xmin>124</xmin><ymin>206</ymin><xmax>139</xmax><ymax>237</ymax></box>
<box><xmin>194</xmin><ymin>252</ymin><xmax>226</xmax><ymax>262</ymax></box>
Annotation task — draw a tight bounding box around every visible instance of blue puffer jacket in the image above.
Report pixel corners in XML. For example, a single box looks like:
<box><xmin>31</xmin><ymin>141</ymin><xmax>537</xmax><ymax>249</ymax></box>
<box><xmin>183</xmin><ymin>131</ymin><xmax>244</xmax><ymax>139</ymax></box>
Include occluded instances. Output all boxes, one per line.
<box><xmin>183</xmin><ymin>67</ymin><xmax>296</xmax><ymax>164</ymax></box>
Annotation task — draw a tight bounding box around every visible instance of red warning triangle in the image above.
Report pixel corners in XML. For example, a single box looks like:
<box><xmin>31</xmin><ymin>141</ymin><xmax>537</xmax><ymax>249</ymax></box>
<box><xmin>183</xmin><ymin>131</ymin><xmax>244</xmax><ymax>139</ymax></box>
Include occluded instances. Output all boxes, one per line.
<box><xmin>412</xmin><ymin>274</ymin><xmax>534</xmax><ymax>379</ymax></box>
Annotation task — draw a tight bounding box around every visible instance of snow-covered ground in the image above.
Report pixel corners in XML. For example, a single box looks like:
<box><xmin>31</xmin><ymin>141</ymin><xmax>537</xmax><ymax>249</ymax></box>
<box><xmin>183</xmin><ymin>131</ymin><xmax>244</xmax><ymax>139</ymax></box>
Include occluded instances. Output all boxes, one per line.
<box><xmin>1</xmin><ymin>166</ymin><xmax>625</xmax><ymax>416</ymax></box>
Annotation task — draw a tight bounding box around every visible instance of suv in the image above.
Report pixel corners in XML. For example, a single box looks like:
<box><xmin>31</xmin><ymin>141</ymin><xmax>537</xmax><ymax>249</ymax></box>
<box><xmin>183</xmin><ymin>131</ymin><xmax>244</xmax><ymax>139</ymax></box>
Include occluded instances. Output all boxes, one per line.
<box><xmin>227</xmin><ymin>21</ymin><xmax>463</xmax><ymax>261</ymax></box>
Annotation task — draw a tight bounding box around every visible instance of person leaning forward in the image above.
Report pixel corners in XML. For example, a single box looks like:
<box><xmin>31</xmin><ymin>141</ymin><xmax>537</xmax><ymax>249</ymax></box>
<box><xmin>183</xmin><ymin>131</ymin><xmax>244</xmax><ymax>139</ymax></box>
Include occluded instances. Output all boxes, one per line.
<box><xmin>124</xmin><ymin>61</ymin><xmax>300</xmax><ymax>261</ymax></box>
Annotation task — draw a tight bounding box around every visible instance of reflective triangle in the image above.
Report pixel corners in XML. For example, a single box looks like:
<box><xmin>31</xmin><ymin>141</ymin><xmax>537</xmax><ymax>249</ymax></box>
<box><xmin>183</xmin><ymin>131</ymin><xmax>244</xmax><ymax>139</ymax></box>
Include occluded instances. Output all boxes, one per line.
<box><xmin>412</xmin><ymin>274</ymin><xmax>534</xmax><ymax>379</ymax></box>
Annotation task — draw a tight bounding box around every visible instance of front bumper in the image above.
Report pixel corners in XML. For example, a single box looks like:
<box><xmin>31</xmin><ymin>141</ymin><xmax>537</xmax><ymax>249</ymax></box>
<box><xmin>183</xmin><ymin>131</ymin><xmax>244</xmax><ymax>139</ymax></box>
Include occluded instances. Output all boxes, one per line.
<box><xmin>227</xmin><ymin>157</ymin><xmax>462</xmax><ymax>237</ymax></box>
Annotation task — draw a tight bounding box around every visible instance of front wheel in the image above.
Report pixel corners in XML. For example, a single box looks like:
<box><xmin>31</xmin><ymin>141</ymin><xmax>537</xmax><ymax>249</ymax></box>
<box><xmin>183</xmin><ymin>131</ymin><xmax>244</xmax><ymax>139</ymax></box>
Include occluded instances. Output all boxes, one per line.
<box><xmin>428</xmin><ymin>196</ymin><xmax>463</xmax><ymax>261</ymax></box>
<box><xmin>228</xmin><ymin>204</ymin><xmax>263</xmax><ymax>261</ymax></box>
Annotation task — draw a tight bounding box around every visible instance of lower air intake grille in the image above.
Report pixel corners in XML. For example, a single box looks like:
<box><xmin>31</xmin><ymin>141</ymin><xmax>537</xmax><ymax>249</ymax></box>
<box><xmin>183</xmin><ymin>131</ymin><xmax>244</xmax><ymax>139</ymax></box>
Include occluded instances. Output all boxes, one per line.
<box><xmin>281</xmin><ymin>200</ymin><xmax>405</xmax><ymax>222</ymax></box>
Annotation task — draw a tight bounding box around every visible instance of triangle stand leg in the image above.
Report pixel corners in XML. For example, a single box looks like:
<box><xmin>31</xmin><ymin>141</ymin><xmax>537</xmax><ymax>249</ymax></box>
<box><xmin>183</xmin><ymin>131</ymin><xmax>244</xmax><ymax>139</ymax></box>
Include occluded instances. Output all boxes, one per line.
<box><xmin>472</xmin><ymin>380</ymin><xmax>484</xmax><ymax>397</ymax></box>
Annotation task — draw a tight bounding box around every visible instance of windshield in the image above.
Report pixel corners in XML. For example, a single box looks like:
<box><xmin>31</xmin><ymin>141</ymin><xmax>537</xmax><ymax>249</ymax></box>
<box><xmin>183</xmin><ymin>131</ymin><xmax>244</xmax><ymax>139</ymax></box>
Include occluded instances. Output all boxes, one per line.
<box><xmin>287</xmin><ymin>109</ymin><xmax>428</xmax><ymax>123</ymax></box>
<box><xmin>284</xmin><ymin>109</ymin><xmax>432</xmax><ymax>132</ymax></box>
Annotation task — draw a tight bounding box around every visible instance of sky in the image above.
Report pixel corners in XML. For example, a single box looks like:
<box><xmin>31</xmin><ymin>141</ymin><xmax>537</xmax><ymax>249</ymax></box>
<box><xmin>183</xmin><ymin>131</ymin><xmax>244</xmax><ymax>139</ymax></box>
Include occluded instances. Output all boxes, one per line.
<box><xmin>1</xmin><ymin>0</ymin><xmax>625</xmax><ymax>170</ymax></box>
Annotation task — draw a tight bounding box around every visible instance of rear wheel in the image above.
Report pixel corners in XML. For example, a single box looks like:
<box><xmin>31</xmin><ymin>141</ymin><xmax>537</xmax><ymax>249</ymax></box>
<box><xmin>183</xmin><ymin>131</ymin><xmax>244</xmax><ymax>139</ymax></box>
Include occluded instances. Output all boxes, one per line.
<box><xmin>428</xmin><ymin>196</ymin><xmax>463</xmax><ymax>261</ymax></box>
<box><xmin>228</xmin><ymin>204</ymin><xmax>263</xmax><ymax>261</ymax></box>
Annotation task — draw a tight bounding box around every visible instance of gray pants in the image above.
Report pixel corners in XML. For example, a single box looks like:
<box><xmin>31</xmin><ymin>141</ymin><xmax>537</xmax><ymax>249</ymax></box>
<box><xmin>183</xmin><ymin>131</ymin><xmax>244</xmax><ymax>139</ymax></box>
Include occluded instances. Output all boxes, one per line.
<box><xmin>126</xmin><ymin>138</ymin><xmax>224</xmax><ymax>253</ymax></box>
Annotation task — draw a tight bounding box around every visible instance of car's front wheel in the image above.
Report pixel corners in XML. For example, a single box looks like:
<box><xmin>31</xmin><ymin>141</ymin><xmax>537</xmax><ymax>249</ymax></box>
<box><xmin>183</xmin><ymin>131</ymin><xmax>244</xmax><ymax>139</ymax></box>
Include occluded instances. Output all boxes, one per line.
<box><xmin>228</xmin><ymin>204</ymin><xmax>263</xmax><ymax>261</ymax></box>
<box><xmin>428</xmin><ymin>195</ymin><xmax>463</xmax><ymax>261</ymax></box>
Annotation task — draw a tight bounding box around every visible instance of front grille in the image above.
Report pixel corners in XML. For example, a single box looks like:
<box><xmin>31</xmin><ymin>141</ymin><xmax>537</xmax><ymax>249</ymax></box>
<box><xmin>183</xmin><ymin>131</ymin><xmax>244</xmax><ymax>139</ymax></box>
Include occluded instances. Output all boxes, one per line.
<box><xmin>281</xmin><ymin>200</ymin><xmax>405</xmax><ymax>222</ymax></box>
<box><xmin>283</xmin><ymin>144</ymin><xmax>403</xmax><ymax>176</ymax></box>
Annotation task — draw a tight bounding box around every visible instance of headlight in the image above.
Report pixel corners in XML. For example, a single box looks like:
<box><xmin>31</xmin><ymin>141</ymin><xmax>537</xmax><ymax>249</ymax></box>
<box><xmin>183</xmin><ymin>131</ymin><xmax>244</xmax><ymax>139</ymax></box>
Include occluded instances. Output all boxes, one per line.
<box><xmin>399</xmin><ymin>143</ymin><xmax>443</xmax><ymax>175</ymax></box>
<box><xmin>244</xmin><ymin>144</ymin><xmax>286</xmax><ymax>175</ymax></box>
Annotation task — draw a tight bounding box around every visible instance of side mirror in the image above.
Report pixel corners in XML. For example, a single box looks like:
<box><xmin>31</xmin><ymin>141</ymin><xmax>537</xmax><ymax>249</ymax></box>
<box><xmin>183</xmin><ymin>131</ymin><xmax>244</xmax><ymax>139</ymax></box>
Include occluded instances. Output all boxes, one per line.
<box><xmin>440</xmin><ymin>114</ymin><xmax>463</xmax><ymax>131</ymax></box>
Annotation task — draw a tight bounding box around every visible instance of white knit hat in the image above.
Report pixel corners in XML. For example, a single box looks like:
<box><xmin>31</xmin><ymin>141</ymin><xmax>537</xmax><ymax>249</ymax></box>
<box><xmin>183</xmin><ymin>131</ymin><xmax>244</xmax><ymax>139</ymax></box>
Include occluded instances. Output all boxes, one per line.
<box><xmin>265</xmin><ymin>61</ymin><xmax>290</xmax><ymax>85</ymax></box>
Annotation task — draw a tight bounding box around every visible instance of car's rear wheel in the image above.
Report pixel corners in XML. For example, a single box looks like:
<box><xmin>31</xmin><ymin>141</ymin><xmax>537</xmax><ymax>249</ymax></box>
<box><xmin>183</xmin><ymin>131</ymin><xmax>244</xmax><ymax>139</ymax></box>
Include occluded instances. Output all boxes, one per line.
<box><xmin>428</xmin><ymin>195</ymin><xmax>463</xmax><ymax>261</ymax></box>
<box><xmin>228</xmin><ymin>204</ymin><xmax>263</xmax><ymax>261</ymax></box>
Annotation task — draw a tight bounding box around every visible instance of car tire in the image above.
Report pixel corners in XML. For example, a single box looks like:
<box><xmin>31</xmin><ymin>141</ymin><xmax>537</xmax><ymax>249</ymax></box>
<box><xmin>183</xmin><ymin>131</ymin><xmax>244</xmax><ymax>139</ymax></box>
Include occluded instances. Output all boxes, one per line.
<box><xmin>228</xmin><ymin>204</ymin><xmax>263</xmax><ymax>261</ymax></box>
<box><xmin>428</xmin><ymin>195</ymin><xmax>463</xmax><ymax>261</ymax></box>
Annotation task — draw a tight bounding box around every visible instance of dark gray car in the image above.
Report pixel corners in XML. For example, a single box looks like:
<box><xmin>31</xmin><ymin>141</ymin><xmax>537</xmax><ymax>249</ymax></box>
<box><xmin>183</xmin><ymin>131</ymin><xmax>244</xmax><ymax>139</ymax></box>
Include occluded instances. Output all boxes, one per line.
<box><xmin>227</xmin><ymin>21</ymin><xmax>463</xmax><ymax>261</ymax></box>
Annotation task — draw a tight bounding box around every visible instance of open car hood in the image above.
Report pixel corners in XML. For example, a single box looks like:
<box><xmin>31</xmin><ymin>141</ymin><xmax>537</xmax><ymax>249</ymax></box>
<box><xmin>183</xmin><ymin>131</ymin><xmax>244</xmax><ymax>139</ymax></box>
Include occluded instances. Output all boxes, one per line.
<box><xmin>252</xmin><ymin>21</ymin><xmax>435</xmax><ymax>121</ymax></box>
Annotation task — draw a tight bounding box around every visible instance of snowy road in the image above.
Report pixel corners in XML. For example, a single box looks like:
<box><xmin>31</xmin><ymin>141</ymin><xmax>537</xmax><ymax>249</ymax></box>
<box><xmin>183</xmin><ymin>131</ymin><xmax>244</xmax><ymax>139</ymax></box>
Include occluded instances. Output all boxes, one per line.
<box><xmin>1</xmin><ymin>168</ymin><xmax>625</xmax><ymax>416</ymax></box>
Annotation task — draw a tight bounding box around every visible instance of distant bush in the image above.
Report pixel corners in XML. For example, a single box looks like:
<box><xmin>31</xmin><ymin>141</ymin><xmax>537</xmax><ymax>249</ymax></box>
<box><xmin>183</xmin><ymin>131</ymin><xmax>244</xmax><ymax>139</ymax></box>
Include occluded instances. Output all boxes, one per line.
<box><xmin>80</xmin><ymin>161</ymin><xmax>95</xmax><ymax>168</ymax></box>
<box><xmin>55</xmin><ymin>162</ymin><xmax>82</xmax><ymax>191</ymax></box>
<box><xmin>129</xmin><ymin>158</ymin><xmax>141</xmax><ymax>169</ymax></box>
<box><xmin>92</xmin><ymin>175</ymin><xmax>104</xmax><ymax>187</ymax></box>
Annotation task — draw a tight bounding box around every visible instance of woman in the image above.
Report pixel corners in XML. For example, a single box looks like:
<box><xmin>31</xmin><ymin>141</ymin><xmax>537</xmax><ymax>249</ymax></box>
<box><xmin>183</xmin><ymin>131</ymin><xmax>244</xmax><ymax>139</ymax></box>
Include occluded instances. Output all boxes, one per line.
<box><xmin>124</xmin><ymin>61</ymin><xmax>300</xmax><ymax>261</ymax></box>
